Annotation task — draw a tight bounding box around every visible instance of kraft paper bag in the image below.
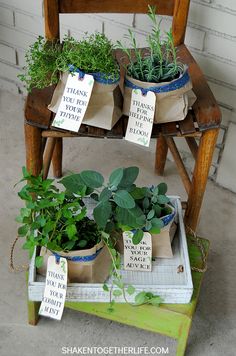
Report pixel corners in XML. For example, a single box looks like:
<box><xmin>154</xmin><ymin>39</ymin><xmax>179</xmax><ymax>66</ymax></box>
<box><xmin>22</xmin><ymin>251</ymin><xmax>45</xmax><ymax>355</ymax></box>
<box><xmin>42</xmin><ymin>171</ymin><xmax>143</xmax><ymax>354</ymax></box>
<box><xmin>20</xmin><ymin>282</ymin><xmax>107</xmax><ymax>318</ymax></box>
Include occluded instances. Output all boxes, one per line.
<box><xmin>48</xmin><ymin>72</ymin><xmax>123</xmax><ymax>130</ymax></box>
<box><xmin>38</xmin><ymin>240</ymin><xmax>111</xmax><ymax>283</ymax></box>
<box><xmin>115</xmin><ymin>221</ymin><xmax>177</xmax><ymax>259</ymax></box>
<box><xmin>123</xmin><ymin>67</ymin><xmax>196</xmax><ymax>124</ymax></box>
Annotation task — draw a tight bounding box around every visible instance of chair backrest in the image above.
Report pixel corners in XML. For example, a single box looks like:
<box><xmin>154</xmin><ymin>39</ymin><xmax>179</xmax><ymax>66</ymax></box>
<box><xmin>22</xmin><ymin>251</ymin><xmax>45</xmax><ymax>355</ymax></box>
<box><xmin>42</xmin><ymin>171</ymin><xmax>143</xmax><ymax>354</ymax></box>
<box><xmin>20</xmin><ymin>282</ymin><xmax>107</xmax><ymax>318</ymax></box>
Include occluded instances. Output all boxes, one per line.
<box><xmin>44</xmin><ymin>0</ymin><xmax>190</xmax><ymax>46</ymax></box>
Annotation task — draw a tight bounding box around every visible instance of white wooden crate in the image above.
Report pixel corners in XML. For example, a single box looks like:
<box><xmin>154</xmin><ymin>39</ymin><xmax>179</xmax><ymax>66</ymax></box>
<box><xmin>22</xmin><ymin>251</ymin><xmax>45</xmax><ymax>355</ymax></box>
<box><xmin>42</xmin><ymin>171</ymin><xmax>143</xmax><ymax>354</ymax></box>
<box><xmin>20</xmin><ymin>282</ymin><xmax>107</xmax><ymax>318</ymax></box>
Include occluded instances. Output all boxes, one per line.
<box><xmin>28</xmin><ymin>197</ymin><xmax>193</xmax><ymax>304</ymax></box>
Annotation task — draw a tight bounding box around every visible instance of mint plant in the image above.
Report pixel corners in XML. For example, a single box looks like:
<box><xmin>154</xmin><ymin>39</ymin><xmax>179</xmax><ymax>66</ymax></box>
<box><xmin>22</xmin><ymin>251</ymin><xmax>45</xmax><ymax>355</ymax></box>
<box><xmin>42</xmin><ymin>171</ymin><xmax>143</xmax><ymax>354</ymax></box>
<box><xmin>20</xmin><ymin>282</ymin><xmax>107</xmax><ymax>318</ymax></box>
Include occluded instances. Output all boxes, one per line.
<box><xmin>16</xmin><ymin>167</ymin><xmax>101</xmax><ymax>268</ymax></box>
<box><xmin>117</xmin><ymin>5</ymin><xmax>183</xmax><ymax>83</ymax></box>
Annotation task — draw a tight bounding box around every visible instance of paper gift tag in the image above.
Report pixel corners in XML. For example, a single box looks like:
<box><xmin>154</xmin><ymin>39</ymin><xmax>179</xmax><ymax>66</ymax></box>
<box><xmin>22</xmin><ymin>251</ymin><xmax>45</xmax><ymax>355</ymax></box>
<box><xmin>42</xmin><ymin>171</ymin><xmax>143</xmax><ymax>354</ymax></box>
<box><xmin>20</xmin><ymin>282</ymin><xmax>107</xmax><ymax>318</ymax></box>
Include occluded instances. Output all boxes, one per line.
<box><xmin>123</xmin><ymin>231</ymin><xmax>152</xmax><ymax>272</ymax></box>
<box><xmin>125</xmin><ymin>89</ymin><xmax>156</xmax><ymax>147</ymax></box>
<box><xmin>52</xmin><ymin>73</ymin><xmax>94</xmax><ymax>132</ymax></box>
<box><xmin>39</xmin><ymin>256</ymin><xmax>68</xmax><ymax>320</ymax></box>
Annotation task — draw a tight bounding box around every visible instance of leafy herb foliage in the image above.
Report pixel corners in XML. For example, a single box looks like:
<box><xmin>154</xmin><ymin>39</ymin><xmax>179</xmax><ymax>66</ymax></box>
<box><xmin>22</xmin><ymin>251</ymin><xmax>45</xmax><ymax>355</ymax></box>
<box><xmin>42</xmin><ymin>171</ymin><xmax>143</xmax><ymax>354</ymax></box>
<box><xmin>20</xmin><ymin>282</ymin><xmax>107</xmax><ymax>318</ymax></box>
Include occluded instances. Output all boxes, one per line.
<box><xmin>117</xmin><ymin>5</ymin><xmax>183</xmax><ymax>83</ymax></box>
<box><xmin>19</xmin><ymin>33</ymin><xmax>119</xmax><ymax>91</ymax></box>
<box><xmin>16</xmin><ymin>168</ymin><xmax>101</xmax><ymax>267</ymax></box>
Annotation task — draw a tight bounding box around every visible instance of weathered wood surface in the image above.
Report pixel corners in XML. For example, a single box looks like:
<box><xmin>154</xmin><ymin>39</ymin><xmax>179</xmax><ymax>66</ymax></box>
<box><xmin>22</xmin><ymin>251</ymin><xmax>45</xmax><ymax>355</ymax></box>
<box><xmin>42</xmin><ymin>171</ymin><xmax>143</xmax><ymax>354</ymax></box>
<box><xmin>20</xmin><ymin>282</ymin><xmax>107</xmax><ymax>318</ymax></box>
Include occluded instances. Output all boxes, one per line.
<box><xmin>59</xmin><ymin>0</ymin><xmax>175</xmax><ymax>15</ymax></box>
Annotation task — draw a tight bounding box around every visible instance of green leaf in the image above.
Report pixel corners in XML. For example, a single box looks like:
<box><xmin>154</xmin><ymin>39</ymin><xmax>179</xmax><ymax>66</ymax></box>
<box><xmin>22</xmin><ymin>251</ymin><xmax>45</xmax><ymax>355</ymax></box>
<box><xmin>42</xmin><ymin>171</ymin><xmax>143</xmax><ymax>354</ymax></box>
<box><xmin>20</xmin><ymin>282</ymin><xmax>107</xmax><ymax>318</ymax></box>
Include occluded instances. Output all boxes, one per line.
<box><xmin>158</xmin><ymin>182</ymin><xmax>168</xmax><ymax>195</ymax></box>
<box><xmin>94</xmin><ymin>201</ymin><xmax>112</xmax><ymax>229</ymax></box>
<box><xmin>157</xmin><ymin>195</ymin><xmax>170</xmax><ymax>205</ymax></box>
<box><xmin>103</xmin><ymin>283</ymin><xmax>109</xmax><ymax>292</ymax></box>
<box><xmin>59</xmin><ymin>174</ymin><xmax>86</xmax><ymax>193</ymax></box>
<box><xmin>113</xmin><ymin>289</ymin><xmax>123</xmax><ymax>297</ymax></box>
<box><xmin>116</xmin><ymin>206</ymin><xmax>144</xmax><ymax>228</ymax></box>
<box><xmin>35</xmin><ymin>256</ymin><xmax>43</xmax><ymax>268</ymax></box>
<box><xmin>63</xmin><ymin>240</ymin><xmax>76</xmax><ymax>250</ymax></box>
<box><xmin>150</xmin><ymin>218</ymin><xmax>164</xmax><ymax>233</ymax></box>
<box><xmin>147</xmin><ymin>209</ymin><xmax>155</xmax><ymax>220</ymax></box>
<box><xmin>149</xmin><ymin>226</ymin><xmax>161</xmax><ymax>234</ymax></box>
<box><xmin>149</xmin><ymin>296</ymin><xmax>163</xmax><ymax>306</ymax></box>
<box><xmin>135</xmin><ymin>291</ymin><xmax>148</xmax><ymax>305</ymax></box>
<box><xmin>43</xmin><ymin>221</ymin><xmax>55</xmax><ymax>235</ymax></box>
<box><xmin>152</xmin><ymin>186</ymin><xmax>159</xmax><ymax>196</ymax></box>
<box><xmin>78</xmin><ymin>240</ymin><xmax>87</xmax><ymax>248</ymax></box>
<box><xmin>114</xmin><ymin>190</ymin><xmax>135</xmax><ymax>209</ymax></box>
<box><xmin>18</xmin><ymin>225</ymin><xmax>29</xmax><ymax>237</ymax></box>
<box><xmin>109</xmin><ymin>168</ymin><xmax>124</xmax><ymax>187</ymax></box>
<box><xmin>99</xmin><ymin>187</ymin><xmax>112</xmax><ymax>202</ymax></box>
<box><xmin>127</xmin><ymin>285</ymin><xmax>136</xmax><ymax>295</ymax></box>
<box><xmin>143</xmin><ymin>197</ymin><xmax>150</xmax><ymax>210</ymax></box>
<box><xmin>118</xmin><ymin>166</ymin><xmax>139</xmax><ymax>188</ymax></box>
<box><xmin>132</xmin><ymin>229</ymin><xmax>144</xmax><ymax>245</ymax></box>
<box><xmin>66</xmin><ymin>224</ymin><xmax>77</xmax><ymax>239</ymax></box>
<box><xmin>80</xmin><ymin>170</ymin><xmax>104</xmax><ymax>188</ymax></box>
<box><xmin>153</xmin><ymin>204</ymin><xmax>162</xmax><ymax>217</ymax></box>
<box><xmin>145</xmin><ymin>220</ymin><xmax>152</xmax><ymax>231</ymax></box>
<box><xmin>130</xmin><ymin>187</ymin><xmax>146</xmax><ymax>200</ymax></box>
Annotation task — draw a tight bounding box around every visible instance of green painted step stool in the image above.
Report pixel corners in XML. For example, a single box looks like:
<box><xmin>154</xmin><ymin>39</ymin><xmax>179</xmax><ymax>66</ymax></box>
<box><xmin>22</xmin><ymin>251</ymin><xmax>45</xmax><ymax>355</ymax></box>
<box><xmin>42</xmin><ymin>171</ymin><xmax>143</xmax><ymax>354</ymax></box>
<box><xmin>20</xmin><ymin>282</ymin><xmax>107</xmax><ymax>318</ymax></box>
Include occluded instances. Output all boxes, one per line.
<box><xmin>28</xmin><ymin>236</ymin><xmax>209</xmax><ymax>356</ymax></box>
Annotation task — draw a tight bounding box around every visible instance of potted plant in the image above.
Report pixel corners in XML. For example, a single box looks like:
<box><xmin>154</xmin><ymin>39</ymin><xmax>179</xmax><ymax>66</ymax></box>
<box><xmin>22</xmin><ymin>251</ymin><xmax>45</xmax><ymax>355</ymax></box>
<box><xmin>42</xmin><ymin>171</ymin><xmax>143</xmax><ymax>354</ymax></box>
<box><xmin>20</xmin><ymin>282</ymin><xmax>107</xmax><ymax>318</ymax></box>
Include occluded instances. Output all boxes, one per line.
<box><xmin>16</xmin><ymin>168</ymin><xmax>111</xmax><ymax>283</ymax></box>
<box><xmin>49</xmin><ymin>33</ymin><xmax>122</xmax><ymax>130</ymax></box>
<box><xmin>115</xmin><ymin>183</ymin><xmax>177</xmax><ymax>258</ymax></box>
<box><xmin>117</xmin><ymin>5</ymin><xmax>195</xmax><ymax>124</ymax></box>
<box><xmin>19</xmin><ymin>33</ymin><xmax>123</xmax><ymax>130</ymax></box>
<box><xmin>60</xmin><ymin>167</ymin><xmax>176</xmax><ymax>258</ymax></box>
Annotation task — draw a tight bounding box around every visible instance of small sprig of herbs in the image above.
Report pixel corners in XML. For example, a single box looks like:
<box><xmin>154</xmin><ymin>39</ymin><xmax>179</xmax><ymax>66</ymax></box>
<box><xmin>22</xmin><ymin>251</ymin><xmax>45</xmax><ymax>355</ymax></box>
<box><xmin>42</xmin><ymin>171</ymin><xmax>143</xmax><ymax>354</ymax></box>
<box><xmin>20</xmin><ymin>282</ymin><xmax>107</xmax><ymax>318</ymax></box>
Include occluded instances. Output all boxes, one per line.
<box><xmin>18</xmin><ymin>36</ymin><xmax>61</xmax><ymax>91</ymax></box>
<box><xmin>16</xmin><ymin>167</ymin><xmax>101</xmax><ymax>267</ymax></box>
<box><xmin>117</xmin><ymin>5</ymin><xmax>183</xmax><ymax>83</ymax></box>
<box><xmin>19</xmin><ymin>33</ymin><xmax>119</xmax><ymax>92</ymax></box>
<box><xmin>102</xmin><ymin>232</ymin><xmax>163</xmax><ymax>312</ymax></box>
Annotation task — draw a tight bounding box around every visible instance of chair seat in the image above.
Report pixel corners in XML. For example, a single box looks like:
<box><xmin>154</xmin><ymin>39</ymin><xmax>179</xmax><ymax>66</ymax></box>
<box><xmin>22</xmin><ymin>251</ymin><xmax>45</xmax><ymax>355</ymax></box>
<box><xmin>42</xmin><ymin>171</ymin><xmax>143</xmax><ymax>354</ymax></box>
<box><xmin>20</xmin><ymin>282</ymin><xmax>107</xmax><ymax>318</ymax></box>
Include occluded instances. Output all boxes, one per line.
<box><xmin>25</xmin><ymin>45</ymin><xmax>221</xmax><ymax>139</ymax></box>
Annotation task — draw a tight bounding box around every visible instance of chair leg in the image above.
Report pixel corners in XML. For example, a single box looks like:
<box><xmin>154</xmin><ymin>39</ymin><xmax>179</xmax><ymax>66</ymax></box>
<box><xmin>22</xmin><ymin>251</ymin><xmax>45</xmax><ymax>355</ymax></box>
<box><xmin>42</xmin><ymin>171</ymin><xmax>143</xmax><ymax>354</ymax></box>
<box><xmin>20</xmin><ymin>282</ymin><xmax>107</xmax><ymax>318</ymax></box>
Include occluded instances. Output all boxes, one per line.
<box><xmin>43</xmin><ymin>137</ymin><xmax>57</xmax><ymax>179</ymax></box>
<box><xmin>185</xmin><ymin>129</ymin><xmax>219</xmax><ymax>231</ymax></box>
<box><xmin>52</xmin><ymin>137</ymin><xmax>63</xmax><ymax>178</ymax></box>
<box><xmin>28</xmin><ymin>300</ymin><xmax>40</xmax><ymax>326</ymax></box>
<box><xmin>155</xmin><ymin>136</ymin><xmax>168</xmax><ymax>175</ymax></box>
<box><xmin>176</xmin><ymin>317</ymin><xmax>192</xmax><ymax>356</ymax></box>
<box><xmin>24</xmin><ymin>123</ymin><xmax>43</xmax><ymax>175</ymax></box>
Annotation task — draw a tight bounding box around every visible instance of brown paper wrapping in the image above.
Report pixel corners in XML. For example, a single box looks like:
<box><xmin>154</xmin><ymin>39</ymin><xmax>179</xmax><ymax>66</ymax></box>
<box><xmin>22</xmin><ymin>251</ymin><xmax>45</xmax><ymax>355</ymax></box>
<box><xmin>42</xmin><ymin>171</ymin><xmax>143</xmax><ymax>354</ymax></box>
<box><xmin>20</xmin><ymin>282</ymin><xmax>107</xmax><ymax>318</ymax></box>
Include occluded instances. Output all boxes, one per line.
<box><xmin>38</xmin><ymin>240</ymin><xmax>111</xmax><ymax>283</ymax></box>
<box><xmin>123</xmin><ymin>69</ymin><xmax>196</xmax><ymax>124</ymax></box>
<box><xmin>48</xmin><ymin>72</ymin><xmax>123</xmax><ymax>130</ymax></box>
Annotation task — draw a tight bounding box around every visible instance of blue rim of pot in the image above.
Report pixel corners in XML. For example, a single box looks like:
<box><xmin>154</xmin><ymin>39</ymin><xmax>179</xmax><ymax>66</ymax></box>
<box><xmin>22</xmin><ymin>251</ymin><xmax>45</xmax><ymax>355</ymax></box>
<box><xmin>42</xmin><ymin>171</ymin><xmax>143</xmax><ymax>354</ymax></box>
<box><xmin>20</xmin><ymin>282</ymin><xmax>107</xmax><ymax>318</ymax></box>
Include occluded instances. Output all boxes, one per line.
<box><xmin>68</xmin><ymin>65</ymin><xmax>120</xmax><ymax>85</ymax></box>
<box><xmin>50</xmin><ymin>247</ymin><xmax>103</xmax><ymax>263</ymax></box>
<box><xmin>124</xmin><ymin>67</ymin><xmax>190</xmax><ymax>95</ymax></box>
<box><xmin>128</xmin><ymin>205</ymin><xmax>176</xmax><ymax>234</ymax></box>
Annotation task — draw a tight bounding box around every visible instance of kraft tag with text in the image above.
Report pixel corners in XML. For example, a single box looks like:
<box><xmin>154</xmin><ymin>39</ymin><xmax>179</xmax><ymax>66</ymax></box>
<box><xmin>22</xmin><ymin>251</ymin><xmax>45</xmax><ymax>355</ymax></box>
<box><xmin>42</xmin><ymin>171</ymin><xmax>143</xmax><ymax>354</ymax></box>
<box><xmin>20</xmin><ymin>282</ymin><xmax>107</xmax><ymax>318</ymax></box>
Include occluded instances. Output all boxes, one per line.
<box><xmin>52</xmin><ymin>73</ymin><xmax>94</xmax><ymax>132</ymax></box>
<box><xmin>39</xmin><ymin>256</ymin><xmax>68</xmax><ymax>320</ymax></box>
<box><xmin>123</xmin><ymin>231</ymin><xmax>152</xmax><ymax>272</ymax></box>
<box><xmin>125</xmin><ymin>89</ymin><xmax>156</xmax><ymax>147</ymax></box>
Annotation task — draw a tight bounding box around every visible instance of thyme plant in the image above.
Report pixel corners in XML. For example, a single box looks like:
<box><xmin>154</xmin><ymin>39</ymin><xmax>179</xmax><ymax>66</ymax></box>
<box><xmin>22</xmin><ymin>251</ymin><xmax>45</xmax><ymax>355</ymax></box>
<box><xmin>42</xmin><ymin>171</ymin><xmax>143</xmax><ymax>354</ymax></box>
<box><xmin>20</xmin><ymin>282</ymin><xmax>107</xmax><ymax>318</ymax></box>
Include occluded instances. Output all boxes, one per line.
<box><xmin>19</xmin><ymin>33</ymin><xmax>119</xmax><ymax>92</ymax></box>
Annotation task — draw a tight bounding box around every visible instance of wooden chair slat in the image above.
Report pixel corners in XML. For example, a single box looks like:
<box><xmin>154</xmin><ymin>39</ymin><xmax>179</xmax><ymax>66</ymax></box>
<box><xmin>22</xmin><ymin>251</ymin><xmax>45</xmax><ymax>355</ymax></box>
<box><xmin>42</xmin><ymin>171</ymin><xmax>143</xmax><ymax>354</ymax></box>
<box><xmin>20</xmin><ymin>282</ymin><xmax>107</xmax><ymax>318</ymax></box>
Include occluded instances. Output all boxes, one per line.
<box><xmin>160</xmin><ymin>122</ymin><xmax>179</xmax><ymax>137</ymax></box>
<box><xmin>59</xmin><ymin>0</ymin><xmax>175</xmax><ymax>15</ymax></box>
<box><xmin>178</xmin><ymin>111</ymin><xmax>196</xmax><ymax>135</ymax></box>
<box><xmin>86</xmin><ymin>126</ymin><xmax>106</xmax><ymax>138</ymax></box>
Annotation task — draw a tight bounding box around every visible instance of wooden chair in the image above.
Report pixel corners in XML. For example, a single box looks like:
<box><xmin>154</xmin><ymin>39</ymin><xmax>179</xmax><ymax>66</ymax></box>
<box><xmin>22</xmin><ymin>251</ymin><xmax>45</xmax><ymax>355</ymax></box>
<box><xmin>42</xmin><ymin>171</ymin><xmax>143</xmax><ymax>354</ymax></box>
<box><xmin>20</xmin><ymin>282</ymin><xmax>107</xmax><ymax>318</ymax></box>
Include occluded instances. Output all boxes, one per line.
<box><xmin>24</xmin><ymin>0</ymin><xmax>221</xmax><ymax>233</ymax></box>
<box><xmin>24</xmin><ymin>2</ymin><xmax>219</xmax><ymax>354</ymax></box>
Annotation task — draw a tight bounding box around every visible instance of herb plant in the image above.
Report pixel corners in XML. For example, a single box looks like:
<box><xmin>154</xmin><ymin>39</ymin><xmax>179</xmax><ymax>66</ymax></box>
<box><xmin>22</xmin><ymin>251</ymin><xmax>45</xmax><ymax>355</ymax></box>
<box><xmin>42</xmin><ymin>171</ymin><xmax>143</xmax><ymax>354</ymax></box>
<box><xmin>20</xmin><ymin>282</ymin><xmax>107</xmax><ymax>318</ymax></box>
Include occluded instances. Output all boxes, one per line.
<box><xmin>56</xmin><ymin>33</ymin><xmax>119</xmax><ymax>80</ymax></box>
<box><xmin>117</xmin><ymin>5</ymin><xmax>183</xmax><ymax>83</ymax></box>
<box><xmin>18</xmin><ymin>36</ymin><xmax>61</xmax><ymax>91</ymax></box>
<box><xmin>19</xmin><ymin>32</ymin><xmax>119</xmax><ymax>92</ymax></box>
<box><xmin>16</xmin><ymin>167</ymin><xmax>101</xmax><ymax>267</ymax></box>
<box><xmin>60</xmin><ymin>167</ymin><xmax>172</xmax><ymax>245</ymax></box>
